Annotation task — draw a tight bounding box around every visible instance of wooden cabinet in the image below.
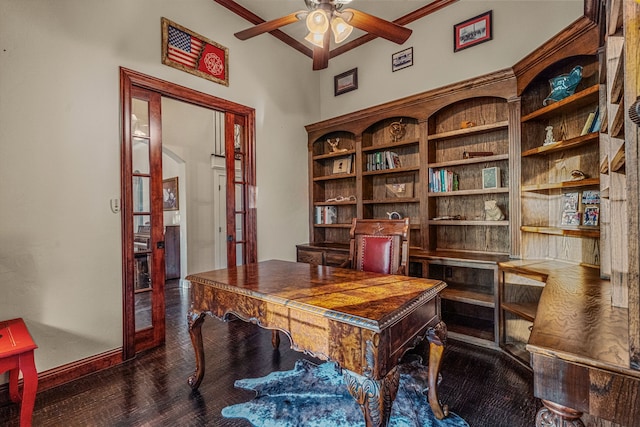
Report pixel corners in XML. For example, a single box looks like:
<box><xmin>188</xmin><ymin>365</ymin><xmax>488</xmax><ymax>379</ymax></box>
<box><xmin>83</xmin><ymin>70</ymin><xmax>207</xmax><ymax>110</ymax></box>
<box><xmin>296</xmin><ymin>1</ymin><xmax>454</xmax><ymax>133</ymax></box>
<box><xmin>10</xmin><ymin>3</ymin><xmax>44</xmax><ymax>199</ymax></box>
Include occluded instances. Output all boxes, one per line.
<box><xmin>361</xmin><ymin>117</ymin><xmax>422</xmax><ymax>247</ymax></box>
<box><xmin>412</xmin><ymin>250</ymin><xmax>508</xmax><ymax>346</ymax></box>
<box><xmin>303</xmin><ymin>69</ymin><xmax>517</xmax><ymax>346</ymax></box>
<box><xmin>497</xmin><ymin>17</ymin><xmax>602</xmax><ymax>365</ymax></box>
<box><xmin>422</xmin><ymin>92</ymin><xmax>515</xmax><ymax>346</ymax></box>
<box><xmin>519</xmin><ymin>54</ymin><xmax>601</xmax><ymax>263</ymax></box>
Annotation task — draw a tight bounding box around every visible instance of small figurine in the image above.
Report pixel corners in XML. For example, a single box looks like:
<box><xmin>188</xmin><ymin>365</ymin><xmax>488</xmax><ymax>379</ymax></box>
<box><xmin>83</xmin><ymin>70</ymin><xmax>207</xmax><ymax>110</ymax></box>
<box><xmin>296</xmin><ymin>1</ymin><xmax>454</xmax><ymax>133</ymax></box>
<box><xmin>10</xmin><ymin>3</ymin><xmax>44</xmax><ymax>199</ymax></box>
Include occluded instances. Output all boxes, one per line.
<box><xmin>484</xmin><ymin>200</ymin><xmax>505</xmax><ymax>221</ymax></box>
<box><xmin>461</xmin><ymin>121</ymin><xmax>476</xmax><ymax>129</ymax></box>
<box><xmin>544</xmin><ymin>126</ymin><xmax>556</xmax><ymax>146</ymax></box>
<box><xmin>327</xmin><ymin>138</ymin><xmax>347</xmax><ymax>153</ymax></box>
<box><xmin>570</xmin><ymin>170</ymin><xmax>586</xmax><ymax>181</ymax></box>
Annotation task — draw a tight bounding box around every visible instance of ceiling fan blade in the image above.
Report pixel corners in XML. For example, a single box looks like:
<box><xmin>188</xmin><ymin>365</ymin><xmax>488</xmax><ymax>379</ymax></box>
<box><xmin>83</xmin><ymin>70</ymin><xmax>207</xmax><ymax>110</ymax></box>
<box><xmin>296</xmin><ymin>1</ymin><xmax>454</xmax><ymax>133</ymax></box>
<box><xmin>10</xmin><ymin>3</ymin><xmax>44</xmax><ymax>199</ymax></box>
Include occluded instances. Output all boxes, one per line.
<box><xmin>234</xmin><ymin>11</ymin><xmax>304</xmax><ymax>40</ymax></box>
<box><xmin>342</xmin><ymin>8</ymin><xmax>412</xmax><ymax>44</ymax></box>
<box><xmin>312</xmin><ymin>31</ymin><xmax>331</xmax><ymax>70</ymax></box>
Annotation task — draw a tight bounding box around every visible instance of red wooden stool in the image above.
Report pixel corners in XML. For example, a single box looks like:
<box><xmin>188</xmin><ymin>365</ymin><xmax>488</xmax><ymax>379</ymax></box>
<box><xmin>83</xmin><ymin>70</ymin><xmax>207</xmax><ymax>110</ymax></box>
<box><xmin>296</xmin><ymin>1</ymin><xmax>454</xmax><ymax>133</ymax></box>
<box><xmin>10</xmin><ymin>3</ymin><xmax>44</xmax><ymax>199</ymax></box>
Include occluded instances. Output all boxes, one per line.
<box><xmin>0</xmin><ymin>318</ymin><xmax>38</xmax><ymax>427</ymax></box>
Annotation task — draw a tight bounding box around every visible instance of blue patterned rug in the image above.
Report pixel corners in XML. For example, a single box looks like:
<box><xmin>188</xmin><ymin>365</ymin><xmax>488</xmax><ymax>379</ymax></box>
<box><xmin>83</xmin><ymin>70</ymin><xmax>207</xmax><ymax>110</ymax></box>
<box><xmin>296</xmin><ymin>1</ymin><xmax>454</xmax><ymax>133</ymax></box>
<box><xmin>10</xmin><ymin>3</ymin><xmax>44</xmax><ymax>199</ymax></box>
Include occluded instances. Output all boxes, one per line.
<box><xmin>222</xmin><ymin>359</ymin><xmax>469</xmax><ymax>427</ymax></box>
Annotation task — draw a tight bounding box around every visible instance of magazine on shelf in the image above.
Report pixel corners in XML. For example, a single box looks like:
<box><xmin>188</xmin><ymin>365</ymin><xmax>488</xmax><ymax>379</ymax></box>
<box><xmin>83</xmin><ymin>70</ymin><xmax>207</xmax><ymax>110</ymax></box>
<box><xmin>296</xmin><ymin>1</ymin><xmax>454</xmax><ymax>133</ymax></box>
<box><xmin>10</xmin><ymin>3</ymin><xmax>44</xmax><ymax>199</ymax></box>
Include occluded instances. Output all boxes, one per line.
<box><xmin>562</xmin><ymin>192</ymin><xmax>580</xmax><ymax>211</ymax></box>
<box><xmin>581</xmin><ymin>190</ymin><xmax>600</xmax><ymax>204</ymax></box>
<box><xmin>583</xmin><ymin>206</ymin><xmax>599</xmax><ymax>226</ymax></box>
<box><xmin>561</xmin><ymin>210</ymin><xmax>581</xmax><ymax>226</ymax></box>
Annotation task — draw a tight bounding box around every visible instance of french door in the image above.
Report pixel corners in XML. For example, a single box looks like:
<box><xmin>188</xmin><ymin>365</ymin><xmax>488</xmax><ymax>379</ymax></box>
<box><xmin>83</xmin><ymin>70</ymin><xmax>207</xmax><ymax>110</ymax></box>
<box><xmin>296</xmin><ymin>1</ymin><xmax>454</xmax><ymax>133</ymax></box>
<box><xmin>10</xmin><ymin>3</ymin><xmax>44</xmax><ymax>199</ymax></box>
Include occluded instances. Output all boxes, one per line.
<box><xmin>120</xmin><ymin>68</ymin><xmax>257</xmax><ymax>359</ymax></box>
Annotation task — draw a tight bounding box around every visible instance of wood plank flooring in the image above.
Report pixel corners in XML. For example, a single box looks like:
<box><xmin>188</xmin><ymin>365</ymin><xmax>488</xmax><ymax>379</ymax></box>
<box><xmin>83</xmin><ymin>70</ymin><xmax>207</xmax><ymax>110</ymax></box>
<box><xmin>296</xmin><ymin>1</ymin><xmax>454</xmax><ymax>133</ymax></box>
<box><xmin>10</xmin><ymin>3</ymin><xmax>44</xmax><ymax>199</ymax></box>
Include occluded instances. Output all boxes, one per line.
<box><xmin>0</xmin><ymin>281</ymin><xmax>541</xmax><ymax>426</ymax></box>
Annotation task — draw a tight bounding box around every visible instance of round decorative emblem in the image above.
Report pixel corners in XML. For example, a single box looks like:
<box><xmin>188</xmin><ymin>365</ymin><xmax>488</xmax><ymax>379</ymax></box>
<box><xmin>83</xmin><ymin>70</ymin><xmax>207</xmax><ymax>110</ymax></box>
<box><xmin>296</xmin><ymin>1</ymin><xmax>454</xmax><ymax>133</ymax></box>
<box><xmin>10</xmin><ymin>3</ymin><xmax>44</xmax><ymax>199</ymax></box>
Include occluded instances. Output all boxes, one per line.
<box><xmin>203</xmin><ymin>52</ymin><xmax>224</xmax><ymax>76</ymax></box>
<box><xmin>389</xmin><ymin>120</ymin><xmax>406</xmax><ymax>141</ymax></box>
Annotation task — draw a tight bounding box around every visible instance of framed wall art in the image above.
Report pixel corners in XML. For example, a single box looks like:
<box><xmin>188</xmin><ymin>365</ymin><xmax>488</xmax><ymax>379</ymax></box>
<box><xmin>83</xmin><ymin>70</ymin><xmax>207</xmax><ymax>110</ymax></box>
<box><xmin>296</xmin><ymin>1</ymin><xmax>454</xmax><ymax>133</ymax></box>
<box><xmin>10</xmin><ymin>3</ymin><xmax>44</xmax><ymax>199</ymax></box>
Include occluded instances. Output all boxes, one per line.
<box><xmin>392</xmin><ymin>47</ymin><xmax>413</xmax><ymax>72</ymax></box>
<box><xmin>163</xmin><ymin>177</ymin><xmax>179</xmax><ymax>211</ymax></box>
<box><xmin>482</xmin><ymin>166</ymin><xmax>501</xmax><ymax>189</ymax></box>
<box><xmin>454</xmin><ymin>10</ymin><xmax>493</xmax><ymax>52</ymax></box>
<box><xmin>161</xmin><ymin>17</ymin><xmax>229</xmax><ymax>86</ymax></box>
<box><xmin>334</xmin><ymin>68</ymin><xmax>358</xmax><ymax>96</ymax></box>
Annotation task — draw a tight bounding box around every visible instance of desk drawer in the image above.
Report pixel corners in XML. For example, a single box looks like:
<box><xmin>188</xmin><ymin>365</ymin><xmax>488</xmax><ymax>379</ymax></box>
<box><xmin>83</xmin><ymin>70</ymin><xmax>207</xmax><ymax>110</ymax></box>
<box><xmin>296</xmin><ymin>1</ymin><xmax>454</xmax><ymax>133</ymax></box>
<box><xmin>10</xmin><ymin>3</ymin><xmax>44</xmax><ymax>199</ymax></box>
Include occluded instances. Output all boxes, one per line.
<box><xmin>297</xmin><ymin>249</ymin><xmax>324</xmax><ymax>265</ymax></box>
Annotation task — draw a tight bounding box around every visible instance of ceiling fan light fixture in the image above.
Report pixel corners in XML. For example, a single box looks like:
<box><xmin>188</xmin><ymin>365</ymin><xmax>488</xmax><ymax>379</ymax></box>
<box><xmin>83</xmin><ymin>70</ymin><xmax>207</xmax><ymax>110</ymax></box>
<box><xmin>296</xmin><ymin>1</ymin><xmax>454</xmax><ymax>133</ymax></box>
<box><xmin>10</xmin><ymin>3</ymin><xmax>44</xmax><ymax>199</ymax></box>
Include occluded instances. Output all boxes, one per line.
<box><xmin>305</xmin><ymin>31</ymin><xmax>324</xmax><ymax>48</ymax></box>
<box><xmin>330</xmin><ymin>16</ymin><xmax>352</xmax><ymax>44</ymax></box>
<box><xmin>306</xmin><ymin>9</ymin><xmax>329</xmax><ymax>34</ymax></box>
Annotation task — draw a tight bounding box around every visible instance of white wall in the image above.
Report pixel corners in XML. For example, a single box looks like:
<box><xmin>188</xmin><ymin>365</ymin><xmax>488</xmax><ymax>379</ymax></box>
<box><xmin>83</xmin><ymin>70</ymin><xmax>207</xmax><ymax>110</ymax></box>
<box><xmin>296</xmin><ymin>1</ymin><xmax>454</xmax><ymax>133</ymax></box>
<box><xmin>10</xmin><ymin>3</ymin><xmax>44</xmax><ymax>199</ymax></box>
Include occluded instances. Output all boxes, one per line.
<box><xmin>0</xmin><ymin>0</ymin><xmax>583</xmax><ymax>375</ymax></box>
<box><xmin>317</xmin><ymin>0</ymin><xmax>583</xmax><ymax>119</ymax></box>
<box><xmin>0</xmin><ymin>0</ymin><xmax>317</xmax><ymax>373</ymax></box>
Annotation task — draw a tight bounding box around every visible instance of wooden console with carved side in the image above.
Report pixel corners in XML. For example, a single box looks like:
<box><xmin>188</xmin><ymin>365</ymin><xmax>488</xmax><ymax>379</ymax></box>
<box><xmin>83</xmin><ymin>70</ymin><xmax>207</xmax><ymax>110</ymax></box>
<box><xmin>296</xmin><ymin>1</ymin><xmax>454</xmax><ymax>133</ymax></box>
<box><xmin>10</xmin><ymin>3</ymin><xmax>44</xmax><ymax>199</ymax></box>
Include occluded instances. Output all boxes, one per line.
<box><xmin>499</xmin><ymin>260</ymin><xmax>640</xmax><ymax>427</ymax></box>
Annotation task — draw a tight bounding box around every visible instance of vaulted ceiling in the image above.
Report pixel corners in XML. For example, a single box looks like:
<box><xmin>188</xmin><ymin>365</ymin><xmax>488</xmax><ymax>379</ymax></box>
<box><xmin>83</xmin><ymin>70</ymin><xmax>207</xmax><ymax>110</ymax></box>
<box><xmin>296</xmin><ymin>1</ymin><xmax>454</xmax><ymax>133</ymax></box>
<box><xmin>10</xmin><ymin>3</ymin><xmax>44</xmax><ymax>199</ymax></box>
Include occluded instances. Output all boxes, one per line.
<box><xmin>215</xmin><ymin>0</ymin><xmax>458</xmax><ymax>64</ymax></box>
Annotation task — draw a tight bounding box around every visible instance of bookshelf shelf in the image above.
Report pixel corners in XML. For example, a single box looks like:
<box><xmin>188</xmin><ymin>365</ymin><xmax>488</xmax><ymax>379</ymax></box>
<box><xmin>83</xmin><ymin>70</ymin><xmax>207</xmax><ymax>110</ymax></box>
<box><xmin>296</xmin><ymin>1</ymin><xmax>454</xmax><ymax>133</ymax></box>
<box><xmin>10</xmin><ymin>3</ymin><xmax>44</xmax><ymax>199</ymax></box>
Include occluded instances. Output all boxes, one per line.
<box><xmin>521</xmin><ymin>132</ymin><xmax>598</xmax><ymax>157</ymax></box>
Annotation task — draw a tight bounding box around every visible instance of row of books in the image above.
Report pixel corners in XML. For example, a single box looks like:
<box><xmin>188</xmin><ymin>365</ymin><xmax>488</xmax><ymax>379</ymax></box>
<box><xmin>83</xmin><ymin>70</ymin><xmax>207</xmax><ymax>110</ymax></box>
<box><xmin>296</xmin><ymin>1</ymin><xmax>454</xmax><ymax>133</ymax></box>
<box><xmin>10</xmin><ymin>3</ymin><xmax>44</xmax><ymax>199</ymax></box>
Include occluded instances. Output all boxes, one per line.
<box><xmin>314</xmin><ymin>206</ymin><xmax>337</xmax><ymax>225</ymax></box>
<box><xmin>365</xmin><ymin>151</ymin><xmax>401</xmax><ymax>171</ymax></box>
<box><xmin>428</xmin><ymin>168</ymin><xmax>459</xmax><ymax>193</ymax></box>
<box><xmin>580</xmin><ymin>107</ymin><xmax>603</xmax><ymax>135</ymax></box>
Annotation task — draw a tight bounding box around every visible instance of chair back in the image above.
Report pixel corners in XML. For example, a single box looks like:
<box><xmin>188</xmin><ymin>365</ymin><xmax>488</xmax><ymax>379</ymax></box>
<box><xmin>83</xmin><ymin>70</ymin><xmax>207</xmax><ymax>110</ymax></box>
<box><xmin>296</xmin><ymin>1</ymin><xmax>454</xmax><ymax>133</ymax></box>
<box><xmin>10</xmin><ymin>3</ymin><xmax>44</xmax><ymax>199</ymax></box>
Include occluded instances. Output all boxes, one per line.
<box><xmin>347</xmin><ymin>218</ymin><xmax>410</xmax><ymax>275</ymax></box>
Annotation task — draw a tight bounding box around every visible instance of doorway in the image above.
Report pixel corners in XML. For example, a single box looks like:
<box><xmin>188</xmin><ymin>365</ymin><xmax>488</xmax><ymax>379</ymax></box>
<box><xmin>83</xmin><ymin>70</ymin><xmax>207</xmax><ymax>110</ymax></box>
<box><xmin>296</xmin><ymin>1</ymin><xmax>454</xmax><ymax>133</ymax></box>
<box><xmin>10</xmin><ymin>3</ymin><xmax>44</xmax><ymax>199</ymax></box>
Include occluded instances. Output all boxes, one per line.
<box><xmin>120</xmin><ymin>68</ymin><xmax>257</xmax><ymax>359</ymax></box>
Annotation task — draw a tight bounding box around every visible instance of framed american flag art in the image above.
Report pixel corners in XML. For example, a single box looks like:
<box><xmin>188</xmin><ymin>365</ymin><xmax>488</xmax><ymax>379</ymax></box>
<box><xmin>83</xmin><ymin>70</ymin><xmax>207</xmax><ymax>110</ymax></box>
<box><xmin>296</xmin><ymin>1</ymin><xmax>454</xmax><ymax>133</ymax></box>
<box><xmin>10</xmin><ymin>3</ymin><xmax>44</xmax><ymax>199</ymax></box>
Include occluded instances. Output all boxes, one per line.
<box><xmin>161</xmin><ymin>17</ymin><xmax>229</xmax><ymax>86</ymax></box>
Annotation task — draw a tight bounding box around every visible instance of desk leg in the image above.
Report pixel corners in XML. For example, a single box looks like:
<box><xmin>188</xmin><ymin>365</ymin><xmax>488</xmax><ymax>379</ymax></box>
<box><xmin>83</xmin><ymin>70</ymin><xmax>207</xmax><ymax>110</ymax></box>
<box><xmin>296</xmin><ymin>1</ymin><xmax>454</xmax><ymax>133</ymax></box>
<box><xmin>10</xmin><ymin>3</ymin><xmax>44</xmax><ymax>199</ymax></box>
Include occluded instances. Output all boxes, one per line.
<box><xmin>536</xmin><ymin>400</ymin><xmax>585</xmax><ymax>427</ymax></box>
<box><xmin>426</xmin><ymin>321</ymin><xmax>449</xmax><ymax>420</ymax></box>
<box><xmin>18</xmin><ymin>351</ymin><xmax>37</xmax><ymax>427</ymax></box>
<box><xmin>344</xmin><ymin>366</ymin><xmax>400</xmax><ymax>427</ymax></box>
<box><xmin>8</xmin><ymin>367</ymin><xmax>20</xmax><ymax>402</ymax></box>
<box><xmin>187</xmin><ymin>311</ymin><xmax>206</xmax><ymax>389</ymax></box>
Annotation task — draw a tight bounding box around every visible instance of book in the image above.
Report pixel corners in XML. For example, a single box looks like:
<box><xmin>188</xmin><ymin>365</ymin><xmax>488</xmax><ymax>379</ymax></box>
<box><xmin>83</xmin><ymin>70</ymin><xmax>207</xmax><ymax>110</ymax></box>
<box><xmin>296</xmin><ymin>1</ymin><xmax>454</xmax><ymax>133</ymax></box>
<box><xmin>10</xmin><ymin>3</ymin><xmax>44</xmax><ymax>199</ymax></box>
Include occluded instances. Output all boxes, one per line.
<box><xmin>315</xmin><ymin>206</ymin><xmax>324</xmax><ymax>224</ymax></box>
<box><xmin>590</xmin><ymin>107</ymin><xmax>602</xmax><ymax>133</ymax></box>
<box><xmin>581</xmin><ymin>110</ymin><xmax>596</xmax><ymax>135</ymax></box>
<box><xmin>324</xmin><ymin>206</ymin><xmax>337</xmax><ymax>224</ymax></box>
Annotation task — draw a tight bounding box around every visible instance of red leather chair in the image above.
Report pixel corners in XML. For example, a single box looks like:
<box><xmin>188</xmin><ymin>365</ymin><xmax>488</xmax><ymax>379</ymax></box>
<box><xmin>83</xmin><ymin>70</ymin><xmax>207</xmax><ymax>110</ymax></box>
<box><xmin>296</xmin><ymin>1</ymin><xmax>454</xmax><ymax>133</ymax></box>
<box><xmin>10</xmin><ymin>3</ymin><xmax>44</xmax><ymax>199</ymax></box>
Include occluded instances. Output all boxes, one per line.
<box><xmin>345</xmin><ymin>218</ymin><xmax>410</xmax><ymax>275</ymax></box>
<box><xmin>272</xmin><ymin>217</ymin><xmax>411</xmax><ymax>349</ymax></box>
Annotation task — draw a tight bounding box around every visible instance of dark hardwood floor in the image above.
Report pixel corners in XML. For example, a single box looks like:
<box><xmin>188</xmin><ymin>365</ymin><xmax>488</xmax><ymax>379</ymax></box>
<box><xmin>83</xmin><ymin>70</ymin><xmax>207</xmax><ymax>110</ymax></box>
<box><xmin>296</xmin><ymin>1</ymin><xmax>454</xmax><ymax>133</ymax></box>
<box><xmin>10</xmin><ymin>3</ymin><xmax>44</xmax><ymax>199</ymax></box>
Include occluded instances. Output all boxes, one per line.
<box><xmin>0</xmin><ymin>281</ymin><xmax>541</xmax><ymax>426</ymax></box>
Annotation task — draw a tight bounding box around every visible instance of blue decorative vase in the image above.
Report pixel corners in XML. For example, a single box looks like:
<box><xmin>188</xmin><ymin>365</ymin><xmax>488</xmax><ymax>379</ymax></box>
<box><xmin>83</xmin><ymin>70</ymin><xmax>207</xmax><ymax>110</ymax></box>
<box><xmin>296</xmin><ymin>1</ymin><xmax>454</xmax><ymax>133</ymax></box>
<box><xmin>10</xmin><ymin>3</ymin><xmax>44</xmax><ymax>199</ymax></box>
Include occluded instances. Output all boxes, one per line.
<box><xmin>543</xmin><ymin>65</ymin><xmax>583</xmax><ymax>106</ymax></box>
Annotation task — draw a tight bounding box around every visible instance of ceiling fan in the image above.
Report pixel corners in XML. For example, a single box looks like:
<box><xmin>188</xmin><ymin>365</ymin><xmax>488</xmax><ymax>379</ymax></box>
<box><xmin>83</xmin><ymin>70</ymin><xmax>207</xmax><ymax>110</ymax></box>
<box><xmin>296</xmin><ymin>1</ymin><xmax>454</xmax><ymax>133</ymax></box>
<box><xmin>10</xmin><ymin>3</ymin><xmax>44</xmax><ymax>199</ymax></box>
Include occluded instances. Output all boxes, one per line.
<box><xmin>234</xmin><ymin>0</ymin><xmax>412</xmax><ymax>70</ymax></box>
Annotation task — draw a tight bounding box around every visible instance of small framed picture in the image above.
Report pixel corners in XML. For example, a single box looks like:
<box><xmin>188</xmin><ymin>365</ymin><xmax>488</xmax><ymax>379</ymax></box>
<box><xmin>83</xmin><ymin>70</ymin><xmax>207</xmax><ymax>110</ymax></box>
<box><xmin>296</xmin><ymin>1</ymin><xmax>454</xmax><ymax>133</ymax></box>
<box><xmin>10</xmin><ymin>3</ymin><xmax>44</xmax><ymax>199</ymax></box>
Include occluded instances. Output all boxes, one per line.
<box><xmin>583</xmin><ymin>206</ymin><xmax>599</xmax><ymax>226</ymax></box>
<box><xmin>482</xmin><ymin>167</ymin><xmax>501</xmax><ymax>189</ymax></box>
<box><xmin>454</xmin><ymin>10</ymin><xmax>493</xmax><ymax>52</ymax></box>
<box><xmin>392</xmin><ymin>47</ymin><xmax>413</xmax><ymax>72</ymax></box>
<box><xmin>334</xmin><ymin>68</ymin><xmax>358</xmax><ymax>96</ymax></box>
<box><xmin>332</xmin><ymin>156</ymin><xmax>352</xmax><ymax>174</ymax></box>
<box><xmin>163</xmin><ymin>177</ymin><xmax>179</xmax><ymax>211</ymax></box>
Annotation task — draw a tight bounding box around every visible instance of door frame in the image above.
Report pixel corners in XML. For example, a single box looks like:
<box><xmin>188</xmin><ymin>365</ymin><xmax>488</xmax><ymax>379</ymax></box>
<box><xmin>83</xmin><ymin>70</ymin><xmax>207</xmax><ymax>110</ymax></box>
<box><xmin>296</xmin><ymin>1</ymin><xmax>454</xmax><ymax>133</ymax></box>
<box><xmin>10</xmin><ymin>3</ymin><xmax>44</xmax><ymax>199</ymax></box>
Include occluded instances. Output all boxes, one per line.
<box><xmin>120</xmin><ymin>67</ymin><xmax>257</xmax><ymax>359</ymax></box>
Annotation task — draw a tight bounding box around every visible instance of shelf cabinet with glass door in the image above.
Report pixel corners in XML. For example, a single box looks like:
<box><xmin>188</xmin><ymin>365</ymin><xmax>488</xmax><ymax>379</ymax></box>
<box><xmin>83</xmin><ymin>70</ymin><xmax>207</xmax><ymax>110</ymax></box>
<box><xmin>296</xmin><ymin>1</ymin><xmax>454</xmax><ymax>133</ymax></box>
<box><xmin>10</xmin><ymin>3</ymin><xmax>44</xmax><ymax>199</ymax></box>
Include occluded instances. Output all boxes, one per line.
<box><xmin>519</xmin><ymin>55</ymin><xmax>601</xmax><ymax>264</ymax></box>
<box><xmin>360</xmin><ymin>117</ymin><xmax>422</xmax><ymax>248</ymax></box>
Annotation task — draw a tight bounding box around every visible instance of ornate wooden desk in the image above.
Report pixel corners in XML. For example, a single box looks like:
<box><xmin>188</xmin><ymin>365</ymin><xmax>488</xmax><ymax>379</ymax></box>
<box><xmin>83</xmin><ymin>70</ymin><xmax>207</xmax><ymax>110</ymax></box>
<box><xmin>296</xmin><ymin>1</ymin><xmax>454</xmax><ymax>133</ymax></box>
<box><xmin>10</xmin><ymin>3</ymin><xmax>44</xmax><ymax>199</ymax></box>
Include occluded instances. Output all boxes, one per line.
<box><xmin>186</xmin><ymin>260</ymin><xmax>448</xmax><ymax>427</ymax></box>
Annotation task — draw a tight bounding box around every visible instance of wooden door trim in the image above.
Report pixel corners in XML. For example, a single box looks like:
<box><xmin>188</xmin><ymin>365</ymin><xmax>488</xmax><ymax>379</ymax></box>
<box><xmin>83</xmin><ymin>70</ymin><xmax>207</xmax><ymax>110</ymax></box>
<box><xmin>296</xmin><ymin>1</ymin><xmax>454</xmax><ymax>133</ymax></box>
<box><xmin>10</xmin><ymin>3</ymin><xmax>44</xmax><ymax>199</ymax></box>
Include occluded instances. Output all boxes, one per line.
<box><xmin>120</xmin><ymin>67</ymin><xmax>257</xmax><ymax>359</ymax></box>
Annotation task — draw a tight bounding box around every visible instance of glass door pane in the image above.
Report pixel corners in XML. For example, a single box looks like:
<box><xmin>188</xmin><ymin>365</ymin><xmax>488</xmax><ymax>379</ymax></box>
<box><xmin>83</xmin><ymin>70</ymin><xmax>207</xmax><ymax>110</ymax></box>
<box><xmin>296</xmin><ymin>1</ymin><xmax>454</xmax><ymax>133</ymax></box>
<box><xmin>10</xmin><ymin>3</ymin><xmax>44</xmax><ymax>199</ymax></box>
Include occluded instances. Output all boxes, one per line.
<box><xmin>132</xmin><ymin>99</ymin><xmax>153</xmax><ymax>330</ymax></box>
